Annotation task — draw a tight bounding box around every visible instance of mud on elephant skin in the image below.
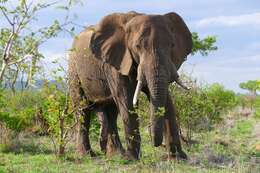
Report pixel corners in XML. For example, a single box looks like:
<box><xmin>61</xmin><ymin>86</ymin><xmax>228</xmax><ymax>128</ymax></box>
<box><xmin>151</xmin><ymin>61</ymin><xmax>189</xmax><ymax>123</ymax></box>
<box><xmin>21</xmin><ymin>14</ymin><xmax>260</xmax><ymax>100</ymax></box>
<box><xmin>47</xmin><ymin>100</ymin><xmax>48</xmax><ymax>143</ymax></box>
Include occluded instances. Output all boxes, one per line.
<box><xmin>68</xmin><ymin>11</ymin><xmax>192</xmax><ymax>160</ymax></box>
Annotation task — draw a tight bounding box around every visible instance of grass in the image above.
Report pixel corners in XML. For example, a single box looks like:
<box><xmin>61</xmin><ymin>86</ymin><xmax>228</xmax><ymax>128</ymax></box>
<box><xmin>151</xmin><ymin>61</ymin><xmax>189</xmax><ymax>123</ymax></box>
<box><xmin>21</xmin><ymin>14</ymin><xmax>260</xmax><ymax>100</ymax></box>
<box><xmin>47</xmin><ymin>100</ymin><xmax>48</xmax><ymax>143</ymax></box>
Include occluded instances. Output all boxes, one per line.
<box><xmin>0</xmin><ymin>115</ymin><xmax>260</xmax><ymax>173</ymax></box>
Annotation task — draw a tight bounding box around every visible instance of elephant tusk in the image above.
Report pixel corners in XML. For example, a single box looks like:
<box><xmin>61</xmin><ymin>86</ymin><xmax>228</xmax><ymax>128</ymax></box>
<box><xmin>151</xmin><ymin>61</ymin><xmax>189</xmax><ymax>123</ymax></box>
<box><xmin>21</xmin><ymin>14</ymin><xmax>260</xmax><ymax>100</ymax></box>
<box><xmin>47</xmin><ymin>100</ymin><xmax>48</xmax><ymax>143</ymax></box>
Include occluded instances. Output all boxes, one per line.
<box><xmin>133</xmin><ymin>81</ymin><xmax>142</xmax><ymax>106</ymax></box>
<box><xmin>175</xmin><ymin>78</ymin><xmax>190</xmax><ymax>90</ymax></box>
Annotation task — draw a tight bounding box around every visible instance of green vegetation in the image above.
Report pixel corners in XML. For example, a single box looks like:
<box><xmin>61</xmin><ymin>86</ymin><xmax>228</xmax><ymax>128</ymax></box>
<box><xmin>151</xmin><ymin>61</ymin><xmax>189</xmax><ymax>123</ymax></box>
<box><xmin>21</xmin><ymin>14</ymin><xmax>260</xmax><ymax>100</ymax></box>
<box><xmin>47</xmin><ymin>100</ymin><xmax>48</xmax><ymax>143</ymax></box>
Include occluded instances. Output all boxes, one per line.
<box><xmin>191</xmin><ymin>32</ymin><xmax>217</xmax><ymax>56</ymax></box>
<box><xmin>172</xmin><ymin>81</ymin><xmax>238</xmax><ymax>141</ymax></box>
<box><xmin>0</xmin><ymin>113</ymin><xmax>259</xmax><ymax>173</ymax></box>
<box><xmin>0</xmin><ymin>0</ymin><xmax>82</xmax><ymax>89</ymax></box>
<box><xmin>254</xmin><ymin>96</ymin><xmax>260</xmax><ymax>118</ymax></box>
<box><xmin>1</xmin><ymin>77</ymin><xmax>259</xmax><ymax>173</ymax></box>
<box><xmin>239</xmin><ymin>80</ymin><xmax>260</xmax><ymax>96</ymax></box>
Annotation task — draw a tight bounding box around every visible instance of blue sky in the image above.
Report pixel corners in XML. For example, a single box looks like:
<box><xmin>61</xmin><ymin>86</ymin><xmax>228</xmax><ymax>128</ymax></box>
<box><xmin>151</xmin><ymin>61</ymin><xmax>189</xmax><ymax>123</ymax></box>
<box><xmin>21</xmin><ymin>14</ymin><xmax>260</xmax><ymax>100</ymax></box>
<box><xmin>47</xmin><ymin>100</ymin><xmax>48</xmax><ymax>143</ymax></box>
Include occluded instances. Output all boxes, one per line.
<box><xmin>5</xmin><ymin>0</ymin><xmax>260</xmax><ymax>93</ymax></box>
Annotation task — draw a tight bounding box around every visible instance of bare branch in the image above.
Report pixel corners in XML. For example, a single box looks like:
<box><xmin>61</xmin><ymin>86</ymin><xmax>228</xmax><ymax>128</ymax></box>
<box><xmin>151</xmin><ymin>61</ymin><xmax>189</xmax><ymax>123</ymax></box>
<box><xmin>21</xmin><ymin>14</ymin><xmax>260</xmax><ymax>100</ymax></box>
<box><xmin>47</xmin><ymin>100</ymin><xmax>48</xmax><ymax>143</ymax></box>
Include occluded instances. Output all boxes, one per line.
<box><xmin>0</xmin><ymin>8</ymin><xmax>14</xmax><ymax>26</ymax></box>
<box><xmin>8</xmin><ymin>54</ymin><xmax>33</xmax><ymax>66</ymax></box>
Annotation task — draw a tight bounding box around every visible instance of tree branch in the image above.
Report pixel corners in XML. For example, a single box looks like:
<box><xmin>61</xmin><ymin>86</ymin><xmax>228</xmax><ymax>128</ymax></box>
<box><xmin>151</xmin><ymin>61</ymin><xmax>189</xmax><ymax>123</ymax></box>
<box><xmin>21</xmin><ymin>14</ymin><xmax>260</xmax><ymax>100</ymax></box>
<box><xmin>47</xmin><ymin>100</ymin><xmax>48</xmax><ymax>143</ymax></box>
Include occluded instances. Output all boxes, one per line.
<box><xmin>0</xmin><ymin>7</ymin><xmax>14</xmax><ymax>26</ymax></box>
<box><xmin>7</xmin><ymin>54</ymin><xmax>33</xmax><ymax>66</ymax></box>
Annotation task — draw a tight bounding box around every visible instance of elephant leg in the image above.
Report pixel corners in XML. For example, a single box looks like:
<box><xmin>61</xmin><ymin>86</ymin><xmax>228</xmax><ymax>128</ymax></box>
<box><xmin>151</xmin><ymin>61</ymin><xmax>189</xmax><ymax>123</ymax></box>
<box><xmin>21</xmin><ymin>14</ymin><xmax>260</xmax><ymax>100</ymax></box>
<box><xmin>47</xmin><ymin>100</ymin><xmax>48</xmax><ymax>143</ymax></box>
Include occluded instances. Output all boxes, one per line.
<box><xmin>105</xmin><ymin>68</ymin><xmax>141</xmax><ymax>160</ymax></box>
<box><xmin>76</xmin><ymin>110</ymin><xmax>96</xmax><ymax>157</ymax></box>
<box><xmin>68</xmin><ymin>70</ymin><xmax>94</xmax><ymax>156</ymax></box>
<box><xmin>117</xmin><ymin>100</ymin><xmax>140</xmax><ymax>160</ymax></box>
<box><xmin>105</xmin><ymin>103</ymin><xmax>125</xmax><ymax>156</ymax></box>
<box><xmin>164</xmin><ymin>93</ymin><xmax>187</xmax><ymax>160</ymax></box>
<box><xmin>96</xmin><ymin>109</ymin><xmax>108</xmax><ymax>153</ymax></box>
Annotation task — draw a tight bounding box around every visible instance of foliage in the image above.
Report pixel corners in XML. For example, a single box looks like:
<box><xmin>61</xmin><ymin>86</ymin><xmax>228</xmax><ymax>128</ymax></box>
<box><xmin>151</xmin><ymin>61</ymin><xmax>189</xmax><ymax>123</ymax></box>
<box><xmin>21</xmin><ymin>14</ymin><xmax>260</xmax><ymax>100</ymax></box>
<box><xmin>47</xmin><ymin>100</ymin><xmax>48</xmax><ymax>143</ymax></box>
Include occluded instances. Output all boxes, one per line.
<box><xmin>170</xmin><ymin>78</ymin><xmax>238</xmax><ymax>140</ymax></box>
<box><xmin>172</xmin><ymin>84</ymin><xmax>214</xmax><ymax>135</ymax></box>
<box><xmin>0</xmin><ymin>80</ymin><xmax>77</xmax><ymax>155</ymax></box>
<box><xmin>39</xmin><ymin>80</ymin><xmax>75</xmax><ymax>156</ymax></box>
<box><xmin>40</xmin><ymin>82</ymin><xmax>71</xmax><ymax>134</ymax></box>
<box><xmin>0</xmin><ymin>0</ymin><xmax>83</xmax><ymax>90</ymax></box>
<box><xmin>239</xmin><ymin>80</ymin><xmax>260</xmax><ymax>95</ymax></box>
<box><xmin>191</xmin><ymin>32</ymin><xmax>218</xmax><ymax>56</ymax></box>
<box><xmin>237</xmin><ymin>94</ymin><xmax>256</xmax><ymax>110</ymax></box>
<box><xmin>0</xmin><ymin>90</ymin><xmax>40</xmax><ymax>133</ymax></box>
<box><xmin>204</xmin><ymin>83</ymin><xmax>238</xmax><ymax>123</ymax></box>
<box><xmin>253</xmin><ymin>96</ymin><xmax>260</xmax><ymax>118</ymax></box>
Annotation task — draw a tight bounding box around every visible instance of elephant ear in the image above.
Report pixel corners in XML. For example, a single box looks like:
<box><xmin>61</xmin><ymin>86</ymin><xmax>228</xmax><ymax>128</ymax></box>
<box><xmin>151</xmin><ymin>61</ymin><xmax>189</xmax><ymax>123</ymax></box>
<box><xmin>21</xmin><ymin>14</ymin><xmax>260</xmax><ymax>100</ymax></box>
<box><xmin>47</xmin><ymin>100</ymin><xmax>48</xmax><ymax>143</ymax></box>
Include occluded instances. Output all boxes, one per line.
<box><xmin>163</xmin><ymin>12</ymin><xmax>192</xmax><ymax>69</ymax></box>
<box><xmin>90</xmin><ymin>12</ymin><xmax>139</xmax><ymax>75</ymax></box>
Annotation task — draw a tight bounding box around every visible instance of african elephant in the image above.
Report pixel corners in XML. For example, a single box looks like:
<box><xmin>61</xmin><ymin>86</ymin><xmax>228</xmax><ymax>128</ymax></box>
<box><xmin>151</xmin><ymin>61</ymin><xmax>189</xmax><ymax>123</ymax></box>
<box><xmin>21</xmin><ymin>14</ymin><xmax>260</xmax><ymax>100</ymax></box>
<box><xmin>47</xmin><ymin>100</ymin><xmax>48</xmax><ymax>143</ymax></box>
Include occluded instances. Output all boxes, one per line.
<box><xmin>68</xmin><ymin>11</ymin><xmax>192</xmax><ymax>160</ymax></box>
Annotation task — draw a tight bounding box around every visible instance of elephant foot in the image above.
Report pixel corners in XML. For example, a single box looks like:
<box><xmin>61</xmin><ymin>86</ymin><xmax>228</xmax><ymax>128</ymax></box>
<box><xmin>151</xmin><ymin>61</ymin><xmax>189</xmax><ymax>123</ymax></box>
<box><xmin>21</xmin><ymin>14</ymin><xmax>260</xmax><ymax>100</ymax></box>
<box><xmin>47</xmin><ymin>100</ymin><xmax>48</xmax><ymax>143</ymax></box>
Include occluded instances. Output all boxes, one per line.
<box><xmin>100</xmin><ymin>139</ymin><xmax>107</xmax><ymax>154</ymax></box>
<box><xmin>122</xmin><ymin>150</ymin><xmax>139</xmax><ymax>161</ymax></box>
<box><xmin>77</xmin><ymin>145</ymin><xmax>97</xmax><ymax>157</ymax></box>
<box><xmin>79</xmin><ymin>149</ymin><xmax>97</xmax><ymax>157</ymax></box>
<box><xmin>177</xmin><ymin>150</ymin><xmax>188</xmax><ymax>160</ymax></box>
<box><xmin>161</xmin><ymin>151</ymin><xmax>187</xmax><ymax>161</ymax></box>
<box><xmin>106</xmin><ymin>135</ymin><xmax>125</xmax><ymax>157</ymax></box>
<box><xmin>161</xmin><ymin>153</ymin><xmax>177</xmax><ymax>161</ymax></box>
<box><xmin>106</xmin><ymin>145</ymin><xmax>125</xmax><ymax>157</ymax></box>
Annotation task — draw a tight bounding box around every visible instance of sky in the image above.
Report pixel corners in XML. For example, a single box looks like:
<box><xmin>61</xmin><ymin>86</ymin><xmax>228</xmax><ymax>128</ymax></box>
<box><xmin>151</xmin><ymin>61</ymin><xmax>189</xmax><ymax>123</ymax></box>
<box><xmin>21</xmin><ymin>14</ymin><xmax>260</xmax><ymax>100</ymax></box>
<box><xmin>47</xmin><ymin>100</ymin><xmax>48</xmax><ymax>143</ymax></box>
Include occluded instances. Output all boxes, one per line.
<box><xmin>2</xmin><ymin>0</ymin><xmax>260</xmax><ymax>92</ymax></box>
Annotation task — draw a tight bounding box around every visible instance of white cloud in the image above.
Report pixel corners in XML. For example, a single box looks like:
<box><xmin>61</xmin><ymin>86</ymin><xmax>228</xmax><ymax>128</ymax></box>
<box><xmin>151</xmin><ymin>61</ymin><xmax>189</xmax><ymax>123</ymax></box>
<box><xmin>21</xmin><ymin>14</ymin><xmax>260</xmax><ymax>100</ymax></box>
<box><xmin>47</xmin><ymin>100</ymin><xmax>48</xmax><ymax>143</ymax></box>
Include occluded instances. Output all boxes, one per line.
<box><xmin>38</xmin><ymin>51</ymin><xmax>68</xmax><ymax>76</ymax></box>
<box><xmin>181</xmin><ymin>54</ymin><xmax>260</xmax><ymax>92</ymax></box>
<box><xmin>196</xmin><ymin>12</ymin><xmax>260</xmax><ymax>28</ymax></box>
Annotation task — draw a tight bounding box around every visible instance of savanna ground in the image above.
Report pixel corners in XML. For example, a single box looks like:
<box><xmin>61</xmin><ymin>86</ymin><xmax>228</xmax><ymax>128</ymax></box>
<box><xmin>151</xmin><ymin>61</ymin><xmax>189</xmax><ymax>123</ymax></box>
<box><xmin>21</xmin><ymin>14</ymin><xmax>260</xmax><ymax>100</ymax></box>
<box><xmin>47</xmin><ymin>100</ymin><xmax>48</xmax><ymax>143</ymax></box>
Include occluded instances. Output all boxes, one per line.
<box><xmin>1</xmin><ymin>108</ymin><xmax>259</xmax><ymax>173</ymax></box>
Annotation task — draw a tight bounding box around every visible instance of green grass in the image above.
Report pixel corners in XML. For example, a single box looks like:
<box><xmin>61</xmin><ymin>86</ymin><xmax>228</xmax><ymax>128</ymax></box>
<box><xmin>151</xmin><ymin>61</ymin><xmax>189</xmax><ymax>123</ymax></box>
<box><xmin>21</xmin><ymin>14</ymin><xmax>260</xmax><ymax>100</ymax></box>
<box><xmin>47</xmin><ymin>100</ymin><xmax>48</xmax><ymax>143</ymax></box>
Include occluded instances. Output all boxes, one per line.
<box><xmin>0</xmin><ymin>116</ymin><xmax>260</xmax><ymax>173</ymax></box>
<box><xmin>229</xmin><ymin>120</ymin><xmax>253</xmax><ymax>138</ymax></box>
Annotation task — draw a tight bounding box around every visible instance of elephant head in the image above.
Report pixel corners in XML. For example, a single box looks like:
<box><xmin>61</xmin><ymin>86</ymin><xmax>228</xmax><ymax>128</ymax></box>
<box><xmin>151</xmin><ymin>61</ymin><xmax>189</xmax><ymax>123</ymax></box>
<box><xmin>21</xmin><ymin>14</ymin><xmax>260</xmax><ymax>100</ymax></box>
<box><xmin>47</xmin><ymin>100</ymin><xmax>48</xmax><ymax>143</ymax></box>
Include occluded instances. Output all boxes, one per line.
<box><xmin>90</xmin><ymin>11</ymin><xmax>192</xmax><ymax>146</ymax></box>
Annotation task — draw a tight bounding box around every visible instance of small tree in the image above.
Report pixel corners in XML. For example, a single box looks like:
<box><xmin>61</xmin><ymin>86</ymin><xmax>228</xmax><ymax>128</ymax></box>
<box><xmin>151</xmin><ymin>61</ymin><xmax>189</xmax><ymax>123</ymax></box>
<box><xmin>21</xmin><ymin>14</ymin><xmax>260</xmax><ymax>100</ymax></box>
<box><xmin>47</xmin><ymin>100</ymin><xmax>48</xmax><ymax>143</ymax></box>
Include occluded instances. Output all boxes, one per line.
<box><xmin>205</xmin><ymin>83</ymin><xmax>238</xmax><ymax>122</ymax></box>
<box><xmin>0</xmin><ymin>0</ymin><xmax>83</xmax><ymax>90</ymax></box>
<box><xmin>171</xmin><ymin>76</ymin><xmax>238</xmax><ymax>142</ymax></box>
<box><xmin>239</xmin><ymin>80</ymin><xmax>260</xmax><ymax>96</ymax></box>
<box><xmin>40</xmin><ymin>61</ymin><xmax>77</xmax><ymax>156</ymax></box>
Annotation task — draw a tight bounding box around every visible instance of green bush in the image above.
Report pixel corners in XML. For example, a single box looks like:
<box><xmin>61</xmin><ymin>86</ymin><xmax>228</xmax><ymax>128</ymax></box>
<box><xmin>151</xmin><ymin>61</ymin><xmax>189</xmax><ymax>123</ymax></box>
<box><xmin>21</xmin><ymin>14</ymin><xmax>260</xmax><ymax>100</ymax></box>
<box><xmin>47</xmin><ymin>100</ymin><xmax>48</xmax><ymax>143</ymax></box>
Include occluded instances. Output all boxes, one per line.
<box><xmin>171</xmin><ymin>84</ymin><xmax>214</xmax><ymax>139</ymax></box>
<box><xmin>169</xmin><ymin>79</ymin><xmax>238</xmax><ymax>140</ymax></box>
<box><xmin>0</xmin><ymin>90</ymin><xmax>40</xmax><ymax>133</ymax></box>
<box><xmin>253</xmin><ymin>96</ymin><xmax>260</xmax><ymax>118</ymax></box>
<box><xmin>204</xmin><ymin>83</ymin><xmax>238</xmax><ymax>123</ymax></box>
<box><xmin>39</xmin><ymin>82</ymin><xmax>70</xmax><ymax>135</ymax></box>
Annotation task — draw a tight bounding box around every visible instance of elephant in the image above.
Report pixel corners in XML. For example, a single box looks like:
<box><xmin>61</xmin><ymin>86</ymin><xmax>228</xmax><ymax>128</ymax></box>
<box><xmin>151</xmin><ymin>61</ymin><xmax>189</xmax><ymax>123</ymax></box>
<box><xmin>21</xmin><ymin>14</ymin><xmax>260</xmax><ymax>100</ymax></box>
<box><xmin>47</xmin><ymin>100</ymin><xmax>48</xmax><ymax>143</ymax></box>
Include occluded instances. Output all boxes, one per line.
<box><xmin>68</xmin><ymin>11</ymin><xmax>192</xmax><ymax>160</ymax></box>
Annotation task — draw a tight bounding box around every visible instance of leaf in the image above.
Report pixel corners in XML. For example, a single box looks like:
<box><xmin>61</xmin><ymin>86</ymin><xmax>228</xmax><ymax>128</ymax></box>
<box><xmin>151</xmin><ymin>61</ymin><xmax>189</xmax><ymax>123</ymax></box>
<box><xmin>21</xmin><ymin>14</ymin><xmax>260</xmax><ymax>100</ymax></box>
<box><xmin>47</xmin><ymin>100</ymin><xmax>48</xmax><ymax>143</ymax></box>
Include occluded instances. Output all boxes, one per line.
<box><xmin>19</xmin><ymin>0</ymin><xmax>26</xmax><ymax>7</ymax></box>
<box><xmin>56</xmin><ymin>5</ymin><xmax>69</xmax><ymax>11</ymax></box>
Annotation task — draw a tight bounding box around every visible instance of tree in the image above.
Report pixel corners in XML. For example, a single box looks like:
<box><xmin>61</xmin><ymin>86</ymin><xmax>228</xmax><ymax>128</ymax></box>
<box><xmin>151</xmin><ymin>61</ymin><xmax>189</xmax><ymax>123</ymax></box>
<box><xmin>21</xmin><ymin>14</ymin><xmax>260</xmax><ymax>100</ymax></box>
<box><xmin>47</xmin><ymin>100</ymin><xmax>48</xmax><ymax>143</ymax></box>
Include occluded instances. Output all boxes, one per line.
<box><xmin>191</xmin><ymin>32</ymin><xmax>217</xmax><ymax>56</ymax></box>
<box><xmin>0</xmin><ymin>0</ymin><xmax>83</xmax><ymax>90</ymax></box>
<box><xmin>239</xmin><ymin>80</ymin><xmax>260</xmax><ymax>96</ymax></box>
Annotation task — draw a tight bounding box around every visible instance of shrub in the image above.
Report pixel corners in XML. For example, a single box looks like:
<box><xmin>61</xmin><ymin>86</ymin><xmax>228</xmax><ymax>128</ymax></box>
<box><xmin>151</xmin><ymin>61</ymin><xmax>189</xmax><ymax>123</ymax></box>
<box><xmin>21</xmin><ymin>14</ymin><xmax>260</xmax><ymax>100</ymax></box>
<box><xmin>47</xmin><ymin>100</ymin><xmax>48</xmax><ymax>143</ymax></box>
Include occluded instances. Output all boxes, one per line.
<box><xmin>0</xmin><ymin>90</ymin><xmax>40</xmax><ymax>133</ymax></box>
<box><xmin>253</xmin><ymin>96</ymin><xmax>260</xmax><ymax>118</ymax></box>
<box><xmin>38</xmin><ymin>80</ymin><xmax>76</xmax><ymax>155</ymax></box>
<box><xmin>170</xmin><ymin>84</ymin><xmax>214</xmax><ymax>141</ymax></box>
<box><xmin>204</xmin><ymin>83</ymin><xmax>238</xmax><ymax>123</ymax></box>
<box><xmin>170</xmin><ymin>77</ymin><xmax>238</xmax><ymax>141</ymax></box>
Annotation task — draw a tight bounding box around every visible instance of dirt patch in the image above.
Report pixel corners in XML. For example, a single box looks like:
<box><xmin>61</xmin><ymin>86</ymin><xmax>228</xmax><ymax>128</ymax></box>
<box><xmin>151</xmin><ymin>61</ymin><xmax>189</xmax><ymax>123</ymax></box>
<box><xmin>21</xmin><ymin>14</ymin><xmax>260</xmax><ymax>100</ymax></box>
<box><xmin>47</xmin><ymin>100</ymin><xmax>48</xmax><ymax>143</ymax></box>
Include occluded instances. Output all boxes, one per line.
<box><xmin>188</xmin><ymin>145</ymin><xmax>234</xmax><ymax>168</ymax></box>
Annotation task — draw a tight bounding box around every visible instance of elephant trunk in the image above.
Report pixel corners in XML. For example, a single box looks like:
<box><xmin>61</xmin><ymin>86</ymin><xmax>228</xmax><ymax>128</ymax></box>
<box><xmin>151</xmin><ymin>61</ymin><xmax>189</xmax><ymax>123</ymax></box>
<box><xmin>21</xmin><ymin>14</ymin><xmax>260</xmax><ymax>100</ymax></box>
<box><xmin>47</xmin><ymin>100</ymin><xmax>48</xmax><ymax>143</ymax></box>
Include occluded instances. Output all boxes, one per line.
<box><xmin>145</xmin><ymin>65</ymin><xmax>168</xmax><ymax>147</ymax></box>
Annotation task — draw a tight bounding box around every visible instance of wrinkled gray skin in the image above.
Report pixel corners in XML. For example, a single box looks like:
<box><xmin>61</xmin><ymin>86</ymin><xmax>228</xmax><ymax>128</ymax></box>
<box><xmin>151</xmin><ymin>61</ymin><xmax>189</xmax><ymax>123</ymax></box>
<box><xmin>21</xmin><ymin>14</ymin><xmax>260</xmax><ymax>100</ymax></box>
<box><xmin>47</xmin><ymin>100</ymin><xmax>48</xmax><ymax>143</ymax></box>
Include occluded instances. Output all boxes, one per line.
<box><xmin>68</xmin><ymin>11</ymin><xmax>192</xmax><ymax>160</ymax></box>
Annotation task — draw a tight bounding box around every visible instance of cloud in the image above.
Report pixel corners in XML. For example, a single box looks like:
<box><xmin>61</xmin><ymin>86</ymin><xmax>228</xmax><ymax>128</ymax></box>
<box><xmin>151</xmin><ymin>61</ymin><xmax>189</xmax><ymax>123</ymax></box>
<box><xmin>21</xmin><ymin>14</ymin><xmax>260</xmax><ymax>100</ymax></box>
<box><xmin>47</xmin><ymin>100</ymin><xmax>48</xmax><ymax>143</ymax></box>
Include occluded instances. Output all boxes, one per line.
<box><xmin>196</xmin><ymin>12</ymin><xmax>260</xmax><ymax>28</ymax></box>
<box><xmin>181</xmin><ymin>54</ymin><xmax>260</xmax><ymax>92</ymax></box>
<box><xmin>38</xmin><ymin>51</ymin><xmax>68</xmax><ymax>75</ymax></box>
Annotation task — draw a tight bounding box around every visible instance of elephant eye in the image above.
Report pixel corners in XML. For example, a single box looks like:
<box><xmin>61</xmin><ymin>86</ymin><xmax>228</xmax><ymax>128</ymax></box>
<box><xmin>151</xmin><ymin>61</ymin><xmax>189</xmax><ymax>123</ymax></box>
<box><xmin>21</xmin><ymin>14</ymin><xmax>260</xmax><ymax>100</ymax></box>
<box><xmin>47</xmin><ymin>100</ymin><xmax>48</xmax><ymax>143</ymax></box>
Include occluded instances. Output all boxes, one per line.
<box><xmin>136</xmin><ymin>43</ymin><xmax>141</xmax><ymax>50</ymax></box>
<box><xmin>170</xmin><ymin>42</ymin><xmax>175</xmax><ymax>47</ymax></box>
